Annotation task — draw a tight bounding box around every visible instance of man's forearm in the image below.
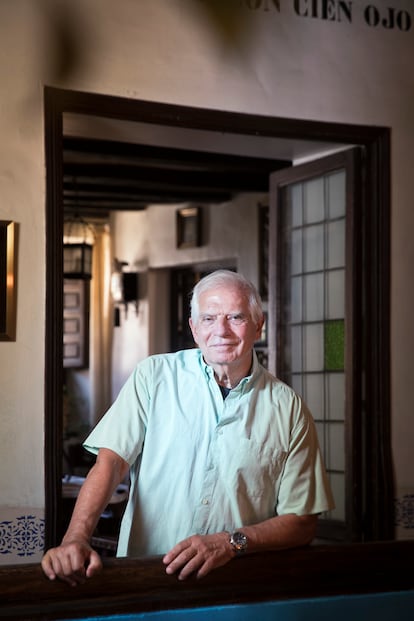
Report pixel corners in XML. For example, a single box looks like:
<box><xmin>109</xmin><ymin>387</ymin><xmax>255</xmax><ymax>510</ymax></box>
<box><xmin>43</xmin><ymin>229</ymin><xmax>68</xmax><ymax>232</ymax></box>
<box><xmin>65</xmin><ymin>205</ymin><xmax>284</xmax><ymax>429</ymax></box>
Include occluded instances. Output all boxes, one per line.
<box><xmin>62</xmin><ymin>448</ymin><xmax>129</xmax><ymax>545</ymax></box>
<box><xmin>162</xmin><ymin>514</ymin><xmax>318</xmax><ymax>581</ymax></box>
<box><xmin>240</xmin><ymin>513</ymin><xmax>318</xmax><ymax>553</ymax></box>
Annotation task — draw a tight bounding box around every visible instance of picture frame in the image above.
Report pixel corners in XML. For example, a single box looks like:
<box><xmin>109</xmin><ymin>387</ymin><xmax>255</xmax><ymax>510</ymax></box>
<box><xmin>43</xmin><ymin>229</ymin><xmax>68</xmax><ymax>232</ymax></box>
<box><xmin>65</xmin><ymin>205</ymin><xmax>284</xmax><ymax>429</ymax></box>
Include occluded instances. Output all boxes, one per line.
<box><xmin>0</xmin><ymin>220</ymin><xmax>17</xmax><ymax>341</ymax></box>
<box><xmin>176</xmin><ymin>206</ymin><xmax>202</xmax><ymax>249</ymax></box>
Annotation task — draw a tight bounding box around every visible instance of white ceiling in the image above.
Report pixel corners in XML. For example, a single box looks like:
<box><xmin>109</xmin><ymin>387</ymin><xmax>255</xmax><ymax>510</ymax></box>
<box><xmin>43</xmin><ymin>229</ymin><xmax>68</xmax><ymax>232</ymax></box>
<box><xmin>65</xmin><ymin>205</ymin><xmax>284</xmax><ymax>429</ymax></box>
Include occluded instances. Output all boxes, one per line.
<box><xmin>64</xmin><ymin>112</ymin><xmax>349</xmax><ymax>165</ymax></box>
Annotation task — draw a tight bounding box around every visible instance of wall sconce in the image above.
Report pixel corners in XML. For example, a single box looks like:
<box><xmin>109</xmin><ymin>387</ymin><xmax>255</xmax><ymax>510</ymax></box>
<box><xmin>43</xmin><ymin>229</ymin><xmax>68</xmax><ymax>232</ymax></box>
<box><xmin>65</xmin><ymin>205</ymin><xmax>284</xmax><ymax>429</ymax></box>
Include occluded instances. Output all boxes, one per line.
<box><xmin>63</xmin><ymin>216</ymin><xmax>94</xmax><ymax>280</ymax></box>
<box><xmin>63</xmin><ymin>243</ymin><xmax>93</xmax><ymax>280</ymax></box>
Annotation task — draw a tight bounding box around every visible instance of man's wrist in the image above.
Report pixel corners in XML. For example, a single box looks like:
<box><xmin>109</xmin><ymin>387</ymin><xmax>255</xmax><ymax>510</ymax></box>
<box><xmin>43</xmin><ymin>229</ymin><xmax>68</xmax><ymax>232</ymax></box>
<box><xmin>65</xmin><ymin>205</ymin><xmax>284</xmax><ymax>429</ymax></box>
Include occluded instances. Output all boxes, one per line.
<box><xmin>61</xmin><ymin>533</ymin><xmax>92</xmax><ymax>547</ymax></box>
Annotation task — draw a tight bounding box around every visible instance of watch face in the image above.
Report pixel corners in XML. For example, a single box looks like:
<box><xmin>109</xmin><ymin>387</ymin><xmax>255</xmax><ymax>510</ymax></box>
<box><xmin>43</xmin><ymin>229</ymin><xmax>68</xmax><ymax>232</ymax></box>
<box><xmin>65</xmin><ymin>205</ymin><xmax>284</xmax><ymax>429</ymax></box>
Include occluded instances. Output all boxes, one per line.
<box><xmin>231</xmin><ymin>531</ymin><xmax>248</xmax><ymax>553</ymax></box>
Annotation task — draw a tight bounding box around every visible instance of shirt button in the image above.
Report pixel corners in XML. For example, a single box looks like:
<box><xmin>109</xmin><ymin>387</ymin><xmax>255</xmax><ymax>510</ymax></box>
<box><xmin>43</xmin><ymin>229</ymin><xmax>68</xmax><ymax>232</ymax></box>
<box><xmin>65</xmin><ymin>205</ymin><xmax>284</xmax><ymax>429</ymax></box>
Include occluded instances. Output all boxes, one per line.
<box><xmin>202</xmin><ymin>498</ymin><xmax>209</xmax><ymax>505</ymax></box>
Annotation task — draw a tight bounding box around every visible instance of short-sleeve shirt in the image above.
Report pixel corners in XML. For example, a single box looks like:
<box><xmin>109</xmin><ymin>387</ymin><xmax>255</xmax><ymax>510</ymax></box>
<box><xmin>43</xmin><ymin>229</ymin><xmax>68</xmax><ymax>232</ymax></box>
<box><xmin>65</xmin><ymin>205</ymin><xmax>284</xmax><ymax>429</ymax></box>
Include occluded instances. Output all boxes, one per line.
<box><xmin>84</xmin><ymin>349</ymin><xmax>334</xmax><ymax>557</ymax></box>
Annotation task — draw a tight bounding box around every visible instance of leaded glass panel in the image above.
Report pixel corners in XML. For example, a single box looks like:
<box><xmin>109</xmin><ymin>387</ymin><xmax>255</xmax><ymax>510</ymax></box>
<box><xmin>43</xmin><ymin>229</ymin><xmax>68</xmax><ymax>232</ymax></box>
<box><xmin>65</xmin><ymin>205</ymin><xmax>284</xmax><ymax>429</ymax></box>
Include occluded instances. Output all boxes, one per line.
<box><xmin>324</xmin><ymin>320</ymin><xmax>345</xmax><ymax>371</ymax></box>
<box><xmin>329</xmin><ymin>472</ymin><xmax>345</xmax><ymax>521</ymax></box>
<box><xmin>304</xmin><ymin>272</ymin><xmax>324</xmax><ymax>322</ymax></box>
<box><xmin>328</xmin><ymin>170</ymin><xmax>346</xmax><ymax>219</ymax></box>
<box><xmin>291</xmin><ymin>183</ymin><xmax>303</xmax><ymax>227</ymax></box>
<box><xmin>291</xmin><ymin>229</ymin><xmax>302</xmax><ymax>275</ymax></box>
<box><xmin>327</xmin><ymin>219</ymin><xmax>345</xmax><ymax>269</ymax></box>
<box><xmin>326</xmin><ymin>372</ymin><xmax>345</xmax><ymax>421</ymax></box>
<box><xmin>290</xmin><ymin>325</ymin><xmax>303</xmax><ymax>373</ymax></box>
<box><xmin>290</xmin><ymin>276</ymin><xmax>302</xmax><ymax>323</ymax></box>
<box><xmin>304</xmin><ymin>373</ymin><xmax>325</xmax><ymax>419</ymax></box>
<box><xmin>326</xmin><ymin>422</ymin><xmax>345</xmax><ymax>471</ymax></box>
<box><xmin>304</xmin><ymin>323</ymin><xmax>324</xmax><ymax>372</ymax></box>
<box><xmin>326</xmin><ymin>269</ymin><xmax>345</xmax><ymax>319</ymax></box>
<box><xmin>304</xmin><ymin>177</ymin><xmax>324</xmax><ymax>223</ymax></box>
<box><xmin>278</xmin><ymin>167</ymin><xmax>347</xmax><ymax>527</ymax></box>
<box><xmin>303</xmin><ymin>224</ymin><xmax>324</xmax><ymax>272</ymax></box>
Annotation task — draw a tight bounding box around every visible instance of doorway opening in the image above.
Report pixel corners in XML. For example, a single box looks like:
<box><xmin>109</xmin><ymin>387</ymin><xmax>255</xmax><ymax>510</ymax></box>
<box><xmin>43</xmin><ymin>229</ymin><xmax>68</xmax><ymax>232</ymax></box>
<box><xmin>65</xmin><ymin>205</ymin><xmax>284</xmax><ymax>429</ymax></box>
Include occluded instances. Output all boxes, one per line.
<box><xmin>44</xmin><ymin>87</ymin><xmax>392</xmax><ymax>549</ymax></box>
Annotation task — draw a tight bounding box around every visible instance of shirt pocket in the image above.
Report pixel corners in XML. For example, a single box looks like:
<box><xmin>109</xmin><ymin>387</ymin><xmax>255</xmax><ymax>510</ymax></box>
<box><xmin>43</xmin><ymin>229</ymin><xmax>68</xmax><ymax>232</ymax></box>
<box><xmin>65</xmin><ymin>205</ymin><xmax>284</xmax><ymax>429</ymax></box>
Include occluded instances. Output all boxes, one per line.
<box><xmin>224</xmin><ymin>437</ymin><xmax>287</xmax><ymax>500</ymax></box>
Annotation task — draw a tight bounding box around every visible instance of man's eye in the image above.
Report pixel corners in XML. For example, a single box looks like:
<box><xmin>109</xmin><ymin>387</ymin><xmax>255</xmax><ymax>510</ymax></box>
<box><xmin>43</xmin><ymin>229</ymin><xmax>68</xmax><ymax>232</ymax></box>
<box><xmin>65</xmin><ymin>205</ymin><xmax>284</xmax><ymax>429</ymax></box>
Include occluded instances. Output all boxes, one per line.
<box><xmin>201</xmin><ymin>316</ymin><xmax>215</xmax><ymax>323</ymax></box>
<box><xmin>228</xmin><ymin>314</ymin><xmax>245</xmax><ymax>325</ymax></box>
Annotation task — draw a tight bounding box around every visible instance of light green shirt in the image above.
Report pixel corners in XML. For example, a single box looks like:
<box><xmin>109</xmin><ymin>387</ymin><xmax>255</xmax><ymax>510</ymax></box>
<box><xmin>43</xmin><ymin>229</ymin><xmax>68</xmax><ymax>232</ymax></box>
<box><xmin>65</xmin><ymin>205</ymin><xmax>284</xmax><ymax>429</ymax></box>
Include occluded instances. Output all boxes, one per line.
<box><xmin>84</xmin><ymin>349</ymin><xmax>334</xmax><ymax>557</ymax></box>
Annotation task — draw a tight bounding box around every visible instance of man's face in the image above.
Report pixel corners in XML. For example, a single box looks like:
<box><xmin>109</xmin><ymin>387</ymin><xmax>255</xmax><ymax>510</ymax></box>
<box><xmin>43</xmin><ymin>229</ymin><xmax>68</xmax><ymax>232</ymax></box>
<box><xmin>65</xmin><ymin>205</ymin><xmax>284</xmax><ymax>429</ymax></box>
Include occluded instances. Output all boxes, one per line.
<box><xmin>189</xmin><ymin>285</ymin><xmax>263</xmax><ymax>369</ymax></box>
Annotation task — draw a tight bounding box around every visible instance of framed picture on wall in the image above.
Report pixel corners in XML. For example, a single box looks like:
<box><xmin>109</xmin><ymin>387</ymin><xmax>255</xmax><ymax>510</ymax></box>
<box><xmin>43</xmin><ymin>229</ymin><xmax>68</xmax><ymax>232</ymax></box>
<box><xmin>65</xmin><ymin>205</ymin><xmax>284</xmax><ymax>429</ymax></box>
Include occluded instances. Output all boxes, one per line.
<box><xmin>0</xmin><ymin>220</ymin><xmax>17</xmax><ymax>341</ymax></box>
<box><xmin>176</xmin><ymin>206</ymin><xmax>202</xmax><ymax>249</ymax></box>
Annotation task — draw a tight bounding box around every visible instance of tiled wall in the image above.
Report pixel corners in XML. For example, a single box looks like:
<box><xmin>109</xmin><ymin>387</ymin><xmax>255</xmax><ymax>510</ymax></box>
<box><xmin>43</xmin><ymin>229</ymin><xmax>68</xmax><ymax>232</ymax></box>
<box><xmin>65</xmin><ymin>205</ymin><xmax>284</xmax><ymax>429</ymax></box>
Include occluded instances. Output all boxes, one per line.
<box><xmin>0</xmin><ymin>508</ymin><xmax>44</xmax><ymax>565</ymax></box>
<box><xmin>395</xmin><ymin>488</ymin><xmax>414</xmax><ymax>540</ymax></box>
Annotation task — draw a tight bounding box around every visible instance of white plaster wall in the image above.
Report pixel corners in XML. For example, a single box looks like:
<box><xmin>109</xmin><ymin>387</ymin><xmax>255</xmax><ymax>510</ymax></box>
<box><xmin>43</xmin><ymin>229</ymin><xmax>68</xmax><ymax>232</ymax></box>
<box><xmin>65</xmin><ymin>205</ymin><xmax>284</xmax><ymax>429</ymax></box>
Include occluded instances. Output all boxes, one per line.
<box><xmin>147</xmin><ymin>195</ymin><xmax>260</xmax><ymax>282</ymax></box>
<box><xmin>0</xmin><ymin>0</ymin><xmax>413</xmax><ymax>535</ymax></box>
<box><xmin>0</xmin><ymin>4</ymin><xmax>46</xmax><ymax>509</ymax></box>
<box><xmin>111</xmin><ymin>210</ymin><xmax>150</xmax><ymax>399</ymax></box>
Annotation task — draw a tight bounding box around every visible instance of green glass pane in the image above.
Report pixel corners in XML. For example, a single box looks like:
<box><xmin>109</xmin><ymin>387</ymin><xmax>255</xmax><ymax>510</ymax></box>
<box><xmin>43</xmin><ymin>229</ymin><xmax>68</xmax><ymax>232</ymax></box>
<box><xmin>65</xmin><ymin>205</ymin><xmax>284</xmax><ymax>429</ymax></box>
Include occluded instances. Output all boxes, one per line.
<box><xmin>324</xmin><ymin>320</ymin><xmax>344</xmax><ymax>370</ymax></box>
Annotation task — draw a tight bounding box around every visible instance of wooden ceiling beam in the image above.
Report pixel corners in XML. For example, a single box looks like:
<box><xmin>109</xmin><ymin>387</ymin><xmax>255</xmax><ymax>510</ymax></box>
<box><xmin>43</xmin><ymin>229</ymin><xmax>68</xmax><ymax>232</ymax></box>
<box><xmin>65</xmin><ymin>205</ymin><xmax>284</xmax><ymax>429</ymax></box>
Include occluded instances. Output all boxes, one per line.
<box><xmin>63</xmin><ymin>137</ymin><xmax>290</xmax><ymax>173</ymax></box>
<box><xmin>63</xmin><ymin>164</ymin><xmax>271</xmax><ymax>193</ymax></box>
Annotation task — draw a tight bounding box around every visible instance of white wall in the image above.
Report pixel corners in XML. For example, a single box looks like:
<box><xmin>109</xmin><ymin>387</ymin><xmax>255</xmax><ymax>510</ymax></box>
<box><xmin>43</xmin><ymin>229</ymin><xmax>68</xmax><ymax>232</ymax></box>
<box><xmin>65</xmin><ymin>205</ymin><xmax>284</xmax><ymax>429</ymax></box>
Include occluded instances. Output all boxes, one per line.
<box><xmin>0</xmin><ymin>0</ymin><xmax>413</xmax><ymax>561</ymax></box>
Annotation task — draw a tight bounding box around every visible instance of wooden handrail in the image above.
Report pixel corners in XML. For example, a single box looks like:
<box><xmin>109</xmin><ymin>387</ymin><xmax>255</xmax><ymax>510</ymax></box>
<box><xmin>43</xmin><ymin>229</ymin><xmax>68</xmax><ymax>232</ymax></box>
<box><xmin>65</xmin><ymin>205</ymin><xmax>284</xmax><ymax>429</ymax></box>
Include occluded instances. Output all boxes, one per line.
<box><xmin>1</xmin><ymin>541</ymin><xmax>413</xmax><ymax>620</ymax></box>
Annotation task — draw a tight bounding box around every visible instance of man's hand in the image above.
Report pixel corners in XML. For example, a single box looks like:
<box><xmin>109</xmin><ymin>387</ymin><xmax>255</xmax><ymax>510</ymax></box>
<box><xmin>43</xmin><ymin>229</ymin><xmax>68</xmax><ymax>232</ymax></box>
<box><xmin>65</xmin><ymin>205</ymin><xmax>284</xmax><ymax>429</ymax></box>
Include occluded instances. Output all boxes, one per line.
<box><xmin>41</xmin><ymin>449</ymin><xmax>129</xmax><ymax>587</ymax></box>
<box><xmin>41</xmin><ymin>540</ymin><xmax>102</xmax><ymax>587</ymax></box>
<box><xmin>163</xmin><ymin>532</ymin><xmax>234</xmax><ymax>580</ymax></box>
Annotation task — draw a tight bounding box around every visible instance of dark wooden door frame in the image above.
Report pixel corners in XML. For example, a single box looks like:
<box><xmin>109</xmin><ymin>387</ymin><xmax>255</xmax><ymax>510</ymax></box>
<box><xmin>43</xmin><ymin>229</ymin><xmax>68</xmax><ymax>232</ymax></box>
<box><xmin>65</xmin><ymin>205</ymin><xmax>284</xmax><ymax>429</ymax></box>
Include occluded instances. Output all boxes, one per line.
<box><xmin>44</xmin><ymin>86</ymin><xmax>392</xmax><ymax>548</ymax></box>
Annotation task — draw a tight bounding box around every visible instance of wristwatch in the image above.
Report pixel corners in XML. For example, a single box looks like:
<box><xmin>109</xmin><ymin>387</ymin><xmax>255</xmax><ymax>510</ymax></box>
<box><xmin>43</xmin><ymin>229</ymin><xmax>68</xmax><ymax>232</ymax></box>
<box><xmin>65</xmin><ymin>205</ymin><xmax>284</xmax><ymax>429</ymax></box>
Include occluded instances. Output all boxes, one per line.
<box><xmin>229</xmin><ymin>531</ymin><xmax>248</xmax><ymax>555</ymax></box>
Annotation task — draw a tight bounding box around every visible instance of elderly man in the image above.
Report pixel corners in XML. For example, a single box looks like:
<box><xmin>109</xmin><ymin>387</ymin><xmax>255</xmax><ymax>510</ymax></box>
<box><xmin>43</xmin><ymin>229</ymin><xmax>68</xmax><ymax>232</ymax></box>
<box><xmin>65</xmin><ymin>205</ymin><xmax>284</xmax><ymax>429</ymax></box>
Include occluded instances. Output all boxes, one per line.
<box><xmin>42</xmin><ymin>269</ymin><xmax>334</xmax><ymax>586</ymax></box>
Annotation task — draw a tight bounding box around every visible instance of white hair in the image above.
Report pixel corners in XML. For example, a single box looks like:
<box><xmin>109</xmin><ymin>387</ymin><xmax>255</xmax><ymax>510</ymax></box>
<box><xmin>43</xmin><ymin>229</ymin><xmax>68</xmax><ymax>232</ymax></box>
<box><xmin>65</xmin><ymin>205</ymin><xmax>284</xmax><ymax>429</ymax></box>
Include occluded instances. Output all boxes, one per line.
<box><xmin>190</xmin><ymin>270</ymin><xmax>264</xmax><ymax>324</ymax></box>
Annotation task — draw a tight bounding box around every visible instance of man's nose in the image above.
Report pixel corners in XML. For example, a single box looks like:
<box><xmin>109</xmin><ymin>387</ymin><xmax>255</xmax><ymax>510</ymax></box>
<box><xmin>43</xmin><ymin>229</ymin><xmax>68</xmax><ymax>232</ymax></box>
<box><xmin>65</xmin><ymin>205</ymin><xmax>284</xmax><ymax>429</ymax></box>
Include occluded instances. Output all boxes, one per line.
<box><xmin>215</xmin><ymin>316</ymin><xmax>231</xmax><ymax>333</ymax></box>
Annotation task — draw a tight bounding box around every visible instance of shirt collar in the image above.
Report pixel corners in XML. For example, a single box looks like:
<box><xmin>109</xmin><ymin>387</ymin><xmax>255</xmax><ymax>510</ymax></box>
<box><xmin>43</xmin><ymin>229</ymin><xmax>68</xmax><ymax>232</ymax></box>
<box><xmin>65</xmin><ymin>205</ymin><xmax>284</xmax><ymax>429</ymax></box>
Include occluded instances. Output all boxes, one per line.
<box><xmin>198</xmin><ymin>349</ymin><xmax>262</xmax><ymax>393</ymax></box>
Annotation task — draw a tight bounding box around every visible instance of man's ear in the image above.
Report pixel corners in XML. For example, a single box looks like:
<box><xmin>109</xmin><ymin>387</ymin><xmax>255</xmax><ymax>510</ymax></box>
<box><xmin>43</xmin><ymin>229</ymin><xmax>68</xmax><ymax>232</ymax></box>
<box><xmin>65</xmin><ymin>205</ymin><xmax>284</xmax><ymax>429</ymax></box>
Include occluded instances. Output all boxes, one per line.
<box><xmin>189</xmin><ymin>317</ymin><xmax>198</xmax><ymax>344</ymax></box>
<box><xmin>255</xmin><ymin>317</ymin><xmax>265</xmax><ymax>341</ymax></box>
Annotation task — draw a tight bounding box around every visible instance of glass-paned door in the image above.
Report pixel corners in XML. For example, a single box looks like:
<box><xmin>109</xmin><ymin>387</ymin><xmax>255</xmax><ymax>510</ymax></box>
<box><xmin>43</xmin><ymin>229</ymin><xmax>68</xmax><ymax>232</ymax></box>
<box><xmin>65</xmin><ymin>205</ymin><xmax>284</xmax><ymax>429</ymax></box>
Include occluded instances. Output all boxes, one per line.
<box><xmin>268</xmin><ymin>150</ymin><xmax>361</xmax><ymax>541</ymax></box>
